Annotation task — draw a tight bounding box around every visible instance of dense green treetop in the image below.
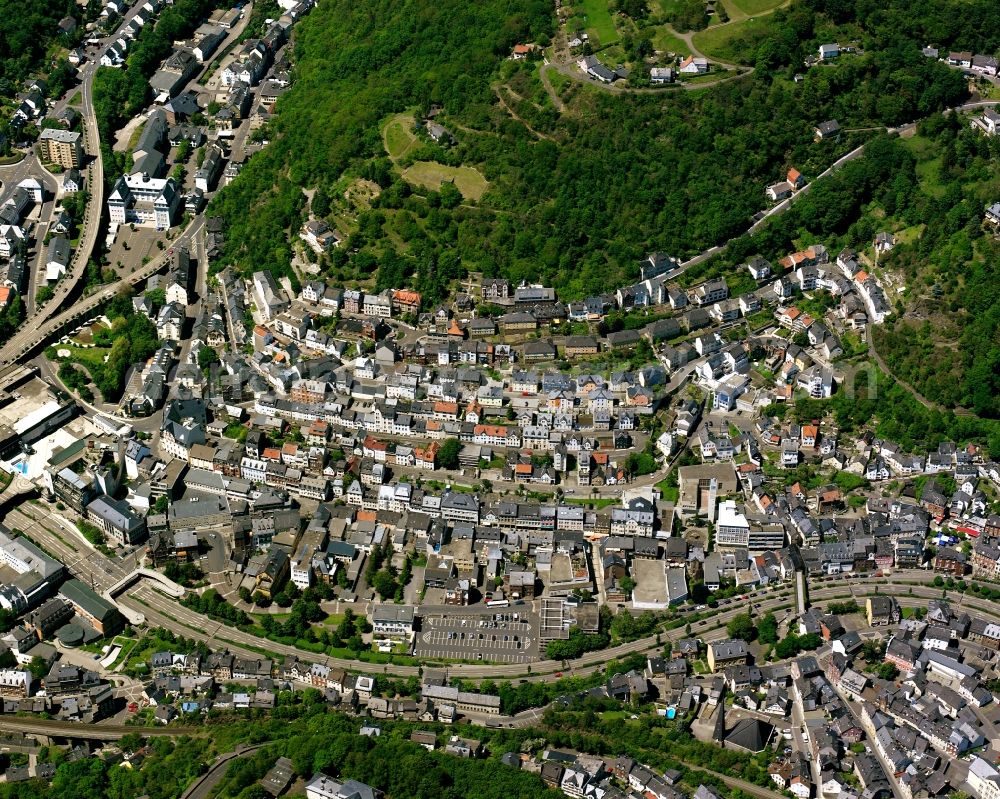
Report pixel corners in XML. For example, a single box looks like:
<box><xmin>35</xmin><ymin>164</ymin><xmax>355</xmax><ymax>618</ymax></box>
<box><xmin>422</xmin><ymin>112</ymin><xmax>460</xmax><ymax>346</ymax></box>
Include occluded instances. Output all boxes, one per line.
<box><xmin>207</xmin><ymin>0</ymin><xmax>976</xmax><ymax>304</ymax></box>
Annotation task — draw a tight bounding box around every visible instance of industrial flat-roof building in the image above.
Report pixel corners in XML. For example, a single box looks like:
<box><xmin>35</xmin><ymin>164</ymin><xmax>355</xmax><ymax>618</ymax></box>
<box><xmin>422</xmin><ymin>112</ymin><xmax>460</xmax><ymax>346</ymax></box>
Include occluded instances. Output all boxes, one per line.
<box><xmin>678</xmin><ymin>463</ymin><xmax>738</xmax><ymax>515</ymax></box>
<box><xmin>0</xmin><ymin>527</ymin><xmax>64</xmax><ymax>613</ymax></box>
<box><xmin>59</xmin><ymin>579</ymin><xmax>125</xmax><ymax>637</ymax></box>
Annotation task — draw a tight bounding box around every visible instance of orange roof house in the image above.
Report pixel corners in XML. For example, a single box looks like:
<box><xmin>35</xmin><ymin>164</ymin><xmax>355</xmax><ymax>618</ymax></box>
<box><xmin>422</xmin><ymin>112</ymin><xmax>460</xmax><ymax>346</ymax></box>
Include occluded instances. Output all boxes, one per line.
<box><xmin>474</xmin><ymin>424</ymin><xmax>509</xmax><ymax>437</ymax></box>
<box><xmin>391</xmin><ymin>289</ymin><xmax>422</xmax><ymax>313</ymax></box>
<box><xmin>433</xmin><ymin>401</ymin><xmax>459</xmax><ymax>416</ymax></box>
<box><xmin>415</xmin><ymin>442</ymin><xmax>439</xmax><ymax>465</ymax></box>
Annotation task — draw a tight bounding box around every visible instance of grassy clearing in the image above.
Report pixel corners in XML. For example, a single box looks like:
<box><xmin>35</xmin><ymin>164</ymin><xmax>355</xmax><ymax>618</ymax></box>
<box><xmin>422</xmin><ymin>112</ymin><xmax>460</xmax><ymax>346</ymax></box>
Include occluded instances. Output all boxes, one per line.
<box><xmin>382</xmin><ymin>113</ymin><xmax>419</xmax><ymax>160</ymax></box>
<box><xmin>651</xmin><ymin>27</ymin><xmax>691</xmax><ymax>56</ymax></box>
<box><xmin>681</xmin><ymin>68</ymin><xmax>737</xmax><ymax>84</ymax></box>
<box><xmin>565</xmin><ymin>496</ymin><xmax>620</xmax><ymax>509</ymax></box>
<box><xmin>729</xmin><ymin>0</ymin><xmax>786</xmax><ymax>14</ymax></box>
<box><xmin>915</xmin><ymin>156</ymin><xmax>946</xmax><ymax>197</ymax></box>
<box><xmin>547</xmin><ymin>68</ymin><xmax>573</xmax><ymax>94</ymax></box>
<box><xmin>600</xmin><ymin>710</ymin><xmax>637</xmax><ymax>722</ymax></box>
<box><xmin>56</xmin><ymin>343</ymin><xmax>110</xmax><ymax>371</ymax></box>
<box><xmin>579</xmin><ymin>0</ymin><xmax>619</xmax><ymax>46</ymax></box>
<box><xmin>708</xmin><ymin>0</ymin><xmax>745</xmax><ymax>23</ymax></box>
<box><xmin>655</xmin><ymin>0</ymin><xmax>683</xmax><ymax>15</ymax></box>
<box><xmin>905</xmin><ymin>135</ymin><xmax>948</xmax><ymax>198</ymax></box>
<box><xmin>385</xmin><ymin>111</ymin><xmax>488</xmax><ymax>200</ymax></box>
<box><xmin>691</xmin><ymin>16</ymin><xmax>773</xmax><ymax>62</ymax></box>
<box><xmin>402</xmin><ymin>162</ymin><xmax>489</xmax><ymax>200</ymax></box>
<box><xmin>655</xmin><ymin>478</ymin><xmax>680</xmax><ymax>502</ymax></box>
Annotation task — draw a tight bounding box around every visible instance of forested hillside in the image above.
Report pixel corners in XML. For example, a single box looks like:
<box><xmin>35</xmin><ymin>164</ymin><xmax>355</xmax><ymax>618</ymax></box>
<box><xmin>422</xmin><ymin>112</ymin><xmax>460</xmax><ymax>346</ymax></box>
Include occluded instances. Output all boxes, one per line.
<box><xmin>0</xmin><ymin>0</ymin><xmax>77</xmax><ymax>86</ymax></box>
<box><xmin>868</xmin><ymin>116</ymin><xmax>1000</xmax><ymax>419</ymax></box>
<box><xmin>207</xmin><ymin>0</ymin><xmax>970</xmax><ymax>303</ymax></box>
<box><xmin>703</xmin><ymin>0</ymin><xmax>1000</xmax><ymax>74</ymax></box>
<box><xmin>205</xmin><ymin>0</ymin><xmax>1000</xmax><ymax>419</ymax></box>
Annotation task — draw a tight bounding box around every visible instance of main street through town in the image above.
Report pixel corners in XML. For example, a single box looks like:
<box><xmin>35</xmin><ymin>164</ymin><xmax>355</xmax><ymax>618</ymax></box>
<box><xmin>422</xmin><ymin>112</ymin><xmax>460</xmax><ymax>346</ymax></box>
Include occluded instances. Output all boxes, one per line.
<box><xmin>3</xmin><ymin>479</ymin><xmax>978</xmax><ymax>688</ymax></box>
<box><xmin>108</xmin><ymin>565</ymin><xmax>976</xmax><ymax>684</ymax></box>
<box><xmin>3</xmin><ymin>6</ymin><xmax>1000</xmax><ymax>778</ymax></box>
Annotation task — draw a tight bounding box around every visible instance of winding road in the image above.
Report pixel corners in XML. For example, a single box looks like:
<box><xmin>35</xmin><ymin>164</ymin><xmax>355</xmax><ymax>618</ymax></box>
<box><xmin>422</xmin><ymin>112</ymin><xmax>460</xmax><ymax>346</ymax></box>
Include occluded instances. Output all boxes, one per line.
<box><xmin>116</xmin><ymin>570</ymin><xmax>965</xmax><ymax>684</ymax></box>
<box><xmin>0</xmin><ymin>215</ymin><xmax>204</xmax><ymax>367</ymax></box>
<box><xmin>0</xmin><ymin>569</ymin><xmax>985</xmax><ymax>752</ymax></box>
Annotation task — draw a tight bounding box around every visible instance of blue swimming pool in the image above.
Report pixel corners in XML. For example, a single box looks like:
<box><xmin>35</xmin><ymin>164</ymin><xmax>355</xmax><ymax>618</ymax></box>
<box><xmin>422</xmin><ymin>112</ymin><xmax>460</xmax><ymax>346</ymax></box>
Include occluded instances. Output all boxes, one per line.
<box><xmin>666</xmin><ymin>707</ymin><xmax>676</xmax><ymax>719</ymax></box>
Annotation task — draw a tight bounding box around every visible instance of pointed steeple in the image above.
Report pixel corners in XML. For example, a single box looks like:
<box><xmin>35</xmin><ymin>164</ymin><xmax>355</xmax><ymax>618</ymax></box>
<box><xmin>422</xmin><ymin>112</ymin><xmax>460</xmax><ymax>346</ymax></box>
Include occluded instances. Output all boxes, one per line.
<box><xmin>713</xmin><ymin>688</ymin><xmax>727</xmax><ymax>745</ymax></box>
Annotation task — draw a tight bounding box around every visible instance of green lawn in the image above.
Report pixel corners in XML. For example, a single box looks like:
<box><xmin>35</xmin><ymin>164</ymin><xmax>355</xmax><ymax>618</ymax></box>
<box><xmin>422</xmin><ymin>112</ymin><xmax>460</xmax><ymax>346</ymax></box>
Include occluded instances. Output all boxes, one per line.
<box><xmin>655</xmin><ymin>478</ymin><xmax>680</xmax><ymax>502</ymax></box>
<box><xmin>580</xmin><ymin>0</ymin><xmax>619</xmax><ymax>46</ymax></box>
<box><xmin>729</xmin><ymin>0</ymin><xmax>786</xmax><ymax>15</ymax></box>
<box><xmin>600</xmin><ymin>710</ymin><xmax>639</xmax><ymax>722</ymax></box>
<box><xmin>56</xmin><ymin>344</ymin><xmax>110</xmax><ymax>372</ymax></box>
<box><xmin>655</xmin><ymin>0</ymin><xmax>684</xmax><ymax>15</ymax></box>
<box><xmin>109</xmin><ymin>637</ymin><xmax>140</xmax><ymax>670</ymax></box>
<box><xmin>383</xmin><ymin>113</ymin><xmax>419</xmax><ymax>160</ymax></box>
<box><xmin>691</xmin><ymin>16</ymin><xmax>774</xmax><ymax>62</ymax></box>
<box><xmin>681</xmin><ymin>68</ymin><xmax>736</xmax><ymax>84</ymax></box>
<box><xmin>651</xmin><ymin>26</ymin><xmax>691</xmax><ymax>56</ymax></box>
<box><xmin>915</xmin><ymin>157</ymin><xmax>946</xmax><ymax>196</ymax></box>
<box><xmin>565</xmin><ymin>497</ymin><xmax>620</xmax><ymax>509</ymax></box>
<box><xmin>402</xmin><ymin>162</ymin><xmax>489</xmax><ymax>201</ymax></box>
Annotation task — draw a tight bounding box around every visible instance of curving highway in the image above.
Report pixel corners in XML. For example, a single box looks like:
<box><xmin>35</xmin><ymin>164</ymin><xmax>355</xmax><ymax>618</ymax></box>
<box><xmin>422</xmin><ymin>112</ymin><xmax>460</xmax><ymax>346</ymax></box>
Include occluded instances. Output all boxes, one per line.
<box><xmin>0</xmin><ymin>570</ymin><xmax>984</xmax><ymax>745</ymax></box>
<box><xmin>0</xmin><ymin>716</ymin><xmax>198</xmax><ymax>741</ymax></box>
<box><xmin>117</xmin><ymin>569</ymin><xmax>974</xmax><ymax>683</ymax></box>
<box><xmin>0</xmin><ymin>216</ymin><xmax>204</xmax><ymax>365</ymax></box>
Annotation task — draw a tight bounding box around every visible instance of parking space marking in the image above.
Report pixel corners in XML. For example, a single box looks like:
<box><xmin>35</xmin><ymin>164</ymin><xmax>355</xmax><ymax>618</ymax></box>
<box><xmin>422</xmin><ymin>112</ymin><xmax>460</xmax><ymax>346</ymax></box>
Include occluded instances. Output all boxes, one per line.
<box><xmin>414</xmin><ymin>611</ymin><xmax>540</xmax><ymax>663</ymax></box>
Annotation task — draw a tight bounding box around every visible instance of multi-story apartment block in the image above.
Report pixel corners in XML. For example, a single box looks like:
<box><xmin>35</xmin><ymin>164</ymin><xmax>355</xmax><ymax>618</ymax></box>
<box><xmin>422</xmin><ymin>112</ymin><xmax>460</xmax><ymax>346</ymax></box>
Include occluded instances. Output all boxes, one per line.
<box><xmin>108</xmin><ymin>173</ymin><xmax>180</xmax><ymax>229</ymax></box>
<box><xmin>38</xmin><ymin>129</ymin><xmax>83</xmax><ymax>168</ymax></box>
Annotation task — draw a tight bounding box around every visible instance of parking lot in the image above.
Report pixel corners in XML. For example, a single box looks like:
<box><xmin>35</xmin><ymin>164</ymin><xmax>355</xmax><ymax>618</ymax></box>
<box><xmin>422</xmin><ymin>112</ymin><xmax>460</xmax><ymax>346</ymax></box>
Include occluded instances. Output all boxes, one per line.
<box><xmin>414</xmin><ymin>610</ymin><xmax>539</xmax><ymax>664</ymax></box>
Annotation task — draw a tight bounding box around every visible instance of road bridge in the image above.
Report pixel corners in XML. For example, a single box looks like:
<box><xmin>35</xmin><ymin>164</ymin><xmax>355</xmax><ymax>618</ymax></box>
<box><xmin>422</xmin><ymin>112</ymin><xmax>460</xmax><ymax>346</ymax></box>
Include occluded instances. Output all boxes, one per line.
<box><xmin>0</xmin><ymin>217</ymin><xmax>204</xmax><ymax>366</ymax></box>
<box><xmin>0</xmin><ymin>717</ymin><xmax>199</xmax><ymax>741</ymax></box>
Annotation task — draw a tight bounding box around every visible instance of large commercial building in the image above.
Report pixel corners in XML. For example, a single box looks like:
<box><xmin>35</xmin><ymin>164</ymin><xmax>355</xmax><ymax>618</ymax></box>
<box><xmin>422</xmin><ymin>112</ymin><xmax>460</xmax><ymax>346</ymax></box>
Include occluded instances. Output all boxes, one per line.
<box><xmin>38</xmin><ymin>129</ymin><xmax>83</xmax><ymax>169</ymax></box>
<box><xmin>371</xmin><ymin>605</ymin><xmax>416</xmax><ymax>640</ymax></box>
<box><xmin>0</xmin><ymin>527</ymin><xmax>65</xmax><ymax>613</ymax></box>
<box><xmin>108</xmin><ymin>173</ymin><xmax>180</xmax><ymax>229</ymax></box>
<box><xmin>678</xmin><ymin>463</ymin><xmax>738</xmax><ymax>515</ymax></box>
<box><xmin>86</xmin><ymin>495</ymin><xmax>148</xmax><ymax>546</ymax></box>
<box><xmin>59</xmin><ymin>579</ymin><xmax>126</xmax><ymax>637</ymax></box>
<box><xmin>715</xmin><ymin>499</ymin><xmax>750</xmax><ymax>549</ymax></box>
